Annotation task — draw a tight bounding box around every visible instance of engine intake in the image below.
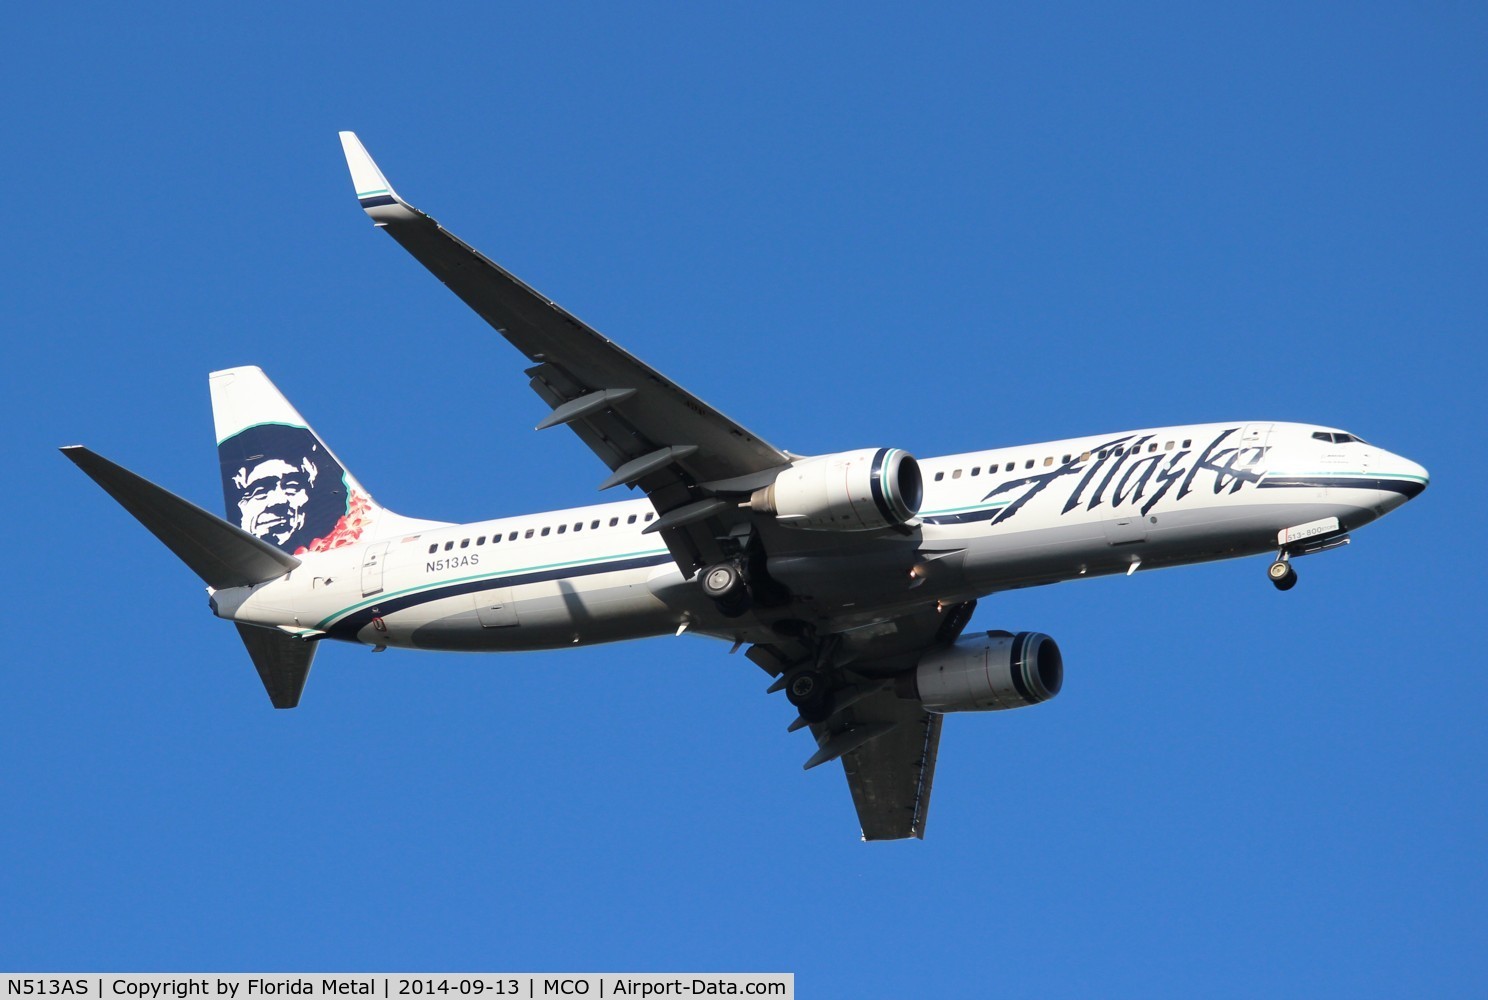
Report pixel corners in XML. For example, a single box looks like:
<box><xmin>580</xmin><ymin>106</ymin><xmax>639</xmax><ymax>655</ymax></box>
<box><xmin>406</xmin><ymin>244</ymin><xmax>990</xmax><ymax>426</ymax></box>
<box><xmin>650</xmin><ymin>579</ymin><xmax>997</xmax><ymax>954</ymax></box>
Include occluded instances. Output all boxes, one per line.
<box><xmin>750</xmin><ymin>447</ymin><xmax>922</xmax><ymax>531</ymax></box>
<box><xmin>900</xmin><ymin>631</ymin><xmax>1063</xmax><ymax>713</ymax></box>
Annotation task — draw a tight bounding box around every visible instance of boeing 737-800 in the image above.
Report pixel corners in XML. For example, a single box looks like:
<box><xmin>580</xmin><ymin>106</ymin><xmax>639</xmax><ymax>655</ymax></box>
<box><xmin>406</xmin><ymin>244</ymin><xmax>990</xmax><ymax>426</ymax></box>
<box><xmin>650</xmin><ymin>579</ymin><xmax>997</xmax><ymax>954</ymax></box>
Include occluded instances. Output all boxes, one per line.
<box><xmin>62</xmin><ymin>133</ymin><xmax>1429</xmax><ymax>840</ymax></box>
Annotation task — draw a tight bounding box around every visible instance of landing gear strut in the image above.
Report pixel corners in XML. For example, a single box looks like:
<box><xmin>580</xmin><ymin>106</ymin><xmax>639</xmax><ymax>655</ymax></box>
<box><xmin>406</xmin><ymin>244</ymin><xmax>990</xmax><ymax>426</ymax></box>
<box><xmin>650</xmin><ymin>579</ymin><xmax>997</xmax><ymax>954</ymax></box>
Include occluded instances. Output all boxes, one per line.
<box><xmin>1268</xmin><ymin>557</ymin><xmax>1297</xmax><ymax>591</ymax></box>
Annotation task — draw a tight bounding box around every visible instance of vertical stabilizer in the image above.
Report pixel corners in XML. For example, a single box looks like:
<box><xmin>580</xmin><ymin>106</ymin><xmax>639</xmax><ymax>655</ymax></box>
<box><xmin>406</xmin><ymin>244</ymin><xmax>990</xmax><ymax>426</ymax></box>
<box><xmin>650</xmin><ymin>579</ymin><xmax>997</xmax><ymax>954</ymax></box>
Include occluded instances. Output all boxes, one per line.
<box><xmin>211</xmin><ymin>366</ymin><xmax>387</xmax><ymax>556</ymax></box>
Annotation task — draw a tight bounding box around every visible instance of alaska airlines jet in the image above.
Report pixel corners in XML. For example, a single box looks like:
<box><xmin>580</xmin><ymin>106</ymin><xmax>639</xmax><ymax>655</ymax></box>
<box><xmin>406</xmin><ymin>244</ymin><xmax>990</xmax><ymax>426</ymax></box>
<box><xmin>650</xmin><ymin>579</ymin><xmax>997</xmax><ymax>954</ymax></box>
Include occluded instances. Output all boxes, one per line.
<box><xmin>62</xmin><ymin>133</ymin><xmax>1429</xmax><ymax>840</ymax></box>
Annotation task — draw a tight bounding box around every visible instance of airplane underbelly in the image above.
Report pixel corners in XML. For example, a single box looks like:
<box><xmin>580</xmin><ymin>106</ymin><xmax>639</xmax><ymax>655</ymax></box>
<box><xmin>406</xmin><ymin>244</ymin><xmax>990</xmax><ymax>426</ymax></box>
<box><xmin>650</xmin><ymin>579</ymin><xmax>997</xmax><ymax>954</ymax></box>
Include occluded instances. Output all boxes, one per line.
<box><xmin>963</xmin><ymin>497</ymin><xmax>1346</xmax><ymax>589</ymax></box>
<box><xmin>401</xmin><ymin>570</ymin><xmax>676</xmax><ymax>651</ymax></box>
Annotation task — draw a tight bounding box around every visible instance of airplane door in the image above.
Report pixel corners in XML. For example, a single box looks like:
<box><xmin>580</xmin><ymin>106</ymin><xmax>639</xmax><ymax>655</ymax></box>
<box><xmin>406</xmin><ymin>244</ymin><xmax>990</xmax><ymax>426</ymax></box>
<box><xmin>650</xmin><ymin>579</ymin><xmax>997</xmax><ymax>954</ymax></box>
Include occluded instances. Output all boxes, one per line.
<box><xmin>360</xmin><ymin>542</ymin><xmax>390</xmax><ymax>598</ymax></box>
<box><xmin>475</xmin><ymin>588</ymin><xmax>520</xmax><ymax>628</ymax></box>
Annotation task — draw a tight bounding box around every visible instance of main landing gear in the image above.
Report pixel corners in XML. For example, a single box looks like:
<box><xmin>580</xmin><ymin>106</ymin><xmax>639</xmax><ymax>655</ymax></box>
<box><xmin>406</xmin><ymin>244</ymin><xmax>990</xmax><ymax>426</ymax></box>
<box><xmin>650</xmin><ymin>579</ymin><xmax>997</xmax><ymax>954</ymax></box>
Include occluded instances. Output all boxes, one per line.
<box><xmin>1268</xmin><ymin>556</ymin><xmax>1297</xmax><ymax>591</ymax></box>
<box><xmin>700</xmin><ymin>561</ymin><xmax>750</xmax><ymax>616</ymax></box>
<box><xmin>697</xmin><ymin>539</ymin><xmax>791</xmax><ymax>619</ymax></box>
<box><xmin>700</xmin><ymin>562</ymin><xmax>744</xmax><ymax>599</ymax></box>
<box><xmin>784</xmin><ymin>668</ymin><xmax>832</xmax><ymax>723</ymax></box>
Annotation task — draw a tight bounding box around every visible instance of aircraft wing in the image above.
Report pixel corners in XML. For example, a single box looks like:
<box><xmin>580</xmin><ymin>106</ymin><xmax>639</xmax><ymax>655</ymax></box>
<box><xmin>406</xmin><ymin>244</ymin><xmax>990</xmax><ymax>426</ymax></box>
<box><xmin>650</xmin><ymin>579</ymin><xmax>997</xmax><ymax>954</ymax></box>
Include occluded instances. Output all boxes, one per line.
<box><xmin>340</xmin><ymin>134</ymin><xmax>964</xmax><ymax>839</ymax></box>
<box><xmin>339</xmin><ymin>132</ymin><xmax>791</xmax><ymax>575</ymax></box>
<box><xmin>748</xmin><ymin>599</ymin><xmax>975</xmax><ymax>840</ymax></box>
<box><xmin>837</xmin><ymin>693</ymin><xmax>942</xmax><ymax>841</ymax></box>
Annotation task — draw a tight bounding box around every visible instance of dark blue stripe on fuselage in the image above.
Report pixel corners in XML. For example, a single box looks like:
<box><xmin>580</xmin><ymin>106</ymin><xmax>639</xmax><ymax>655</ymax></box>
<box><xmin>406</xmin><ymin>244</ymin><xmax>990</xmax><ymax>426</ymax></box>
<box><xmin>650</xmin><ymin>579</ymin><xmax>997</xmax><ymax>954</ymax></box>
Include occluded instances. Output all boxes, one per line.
<box><xmin>325</xmin><ymin>552</ymin><xmax>674</xmax><ymax>641</ymax></box>
<box><xmin>920</xmin><ymin>507</ymin><xmax>1006</xmax><ymax>526</ymax></box>
<box><xmin>1260</xmin><ymin>476</ymin><xmax>1426</xmax><ymax>498</ymax></box>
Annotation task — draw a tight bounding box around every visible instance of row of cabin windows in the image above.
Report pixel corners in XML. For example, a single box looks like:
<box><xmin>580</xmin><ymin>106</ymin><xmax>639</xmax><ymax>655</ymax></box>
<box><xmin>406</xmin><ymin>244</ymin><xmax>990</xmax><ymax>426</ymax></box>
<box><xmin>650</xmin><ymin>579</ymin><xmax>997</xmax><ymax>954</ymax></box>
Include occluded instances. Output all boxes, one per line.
<box><xmin>428</xmin><ymin>511</ymin><xmax>655</xmax><ymax>554</ymax></box>
<box><xmin>931</xmin><ymin>439</ymin><xmax>1195</xmax><ymax>482</ymax></box>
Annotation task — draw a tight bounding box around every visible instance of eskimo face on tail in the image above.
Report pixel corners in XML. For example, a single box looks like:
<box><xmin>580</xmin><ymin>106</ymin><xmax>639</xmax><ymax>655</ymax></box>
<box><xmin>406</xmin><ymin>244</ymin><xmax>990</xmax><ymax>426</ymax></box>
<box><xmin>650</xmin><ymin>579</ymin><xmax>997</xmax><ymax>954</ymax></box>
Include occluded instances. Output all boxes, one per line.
<box><xmin>219</xmin><ymin>423</ymin><xmax>368</xmax><ymax>554</ymax></box>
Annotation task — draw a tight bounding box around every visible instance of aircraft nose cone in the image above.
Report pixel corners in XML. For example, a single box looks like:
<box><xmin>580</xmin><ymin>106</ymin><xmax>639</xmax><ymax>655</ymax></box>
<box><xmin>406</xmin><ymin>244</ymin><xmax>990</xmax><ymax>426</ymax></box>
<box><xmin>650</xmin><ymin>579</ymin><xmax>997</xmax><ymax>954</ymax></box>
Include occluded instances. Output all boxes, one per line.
<box><xmin>1383</xmin><ymin>453</ymin><xmax>1429</xmax><ymax>500</ymax></box>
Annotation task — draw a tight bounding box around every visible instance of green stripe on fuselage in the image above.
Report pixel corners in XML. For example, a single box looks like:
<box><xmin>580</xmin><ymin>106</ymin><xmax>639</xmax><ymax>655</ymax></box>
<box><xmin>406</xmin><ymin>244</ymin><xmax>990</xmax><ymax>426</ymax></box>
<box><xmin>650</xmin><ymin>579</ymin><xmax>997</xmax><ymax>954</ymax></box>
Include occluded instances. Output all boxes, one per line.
<box><xmin>313</xmin><ymin>546</ymin><xmax>670</xmax><ymax>629</ymax></box>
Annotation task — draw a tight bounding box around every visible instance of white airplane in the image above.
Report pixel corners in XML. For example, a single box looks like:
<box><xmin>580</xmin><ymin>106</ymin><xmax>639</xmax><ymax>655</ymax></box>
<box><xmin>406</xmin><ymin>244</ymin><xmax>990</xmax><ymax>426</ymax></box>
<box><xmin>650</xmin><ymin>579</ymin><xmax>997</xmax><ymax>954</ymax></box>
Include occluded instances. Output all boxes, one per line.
<box><xmin>63</xmin><ymin>133</ymin><xmax>1429</xmax><ymax>840</ymax></box>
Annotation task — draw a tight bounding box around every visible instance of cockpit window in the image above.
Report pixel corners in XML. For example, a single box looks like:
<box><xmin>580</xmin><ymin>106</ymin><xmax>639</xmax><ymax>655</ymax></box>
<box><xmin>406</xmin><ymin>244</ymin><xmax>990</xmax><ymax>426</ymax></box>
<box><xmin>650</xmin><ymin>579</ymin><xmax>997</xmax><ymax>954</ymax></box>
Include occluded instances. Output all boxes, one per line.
<box><xmin>1313</xmin><ymin>431</ymin><xmax>1368</xmax><ymax>445</ymax></box>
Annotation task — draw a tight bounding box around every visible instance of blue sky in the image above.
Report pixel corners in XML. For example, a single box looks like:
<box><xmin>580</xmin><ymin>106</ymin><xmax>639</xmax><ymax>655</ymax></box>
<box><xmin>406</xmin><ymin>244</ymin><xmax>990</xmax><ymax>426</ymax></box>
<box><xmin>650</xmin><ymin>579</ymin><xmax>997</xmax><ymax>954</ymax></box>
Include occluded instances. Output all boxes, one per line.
<box><xmin>3</xmin><ymin>3</ymin><xmax>1484</xmax><ymax>995</ymax></box>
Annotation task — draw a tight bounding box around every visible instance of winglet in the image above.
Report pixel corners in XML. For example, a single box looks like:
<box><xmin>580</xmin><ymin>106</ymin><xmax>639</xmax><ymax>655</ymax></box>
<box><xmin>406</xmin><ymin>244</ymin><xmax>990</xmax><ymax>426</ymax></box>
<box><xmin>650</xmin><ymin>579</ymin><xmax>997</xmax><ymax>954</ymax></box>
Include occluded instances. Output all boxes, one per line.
<box><xmin>338</xmin><ymin>131</ymin><xmax>420</xmax><ymax>225</ymax></box>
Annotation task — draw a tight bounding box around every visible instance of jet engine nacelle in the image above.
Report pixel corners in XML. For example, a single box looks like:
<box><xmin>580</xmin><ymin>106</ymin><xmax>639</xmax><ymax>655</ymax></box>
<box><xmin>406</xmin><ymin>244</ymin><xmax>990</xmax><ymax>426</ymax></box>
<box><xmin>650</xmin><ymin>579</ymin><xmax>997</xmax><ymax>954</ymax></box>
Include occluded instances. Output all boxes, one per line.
<box><xmin>749</xmin><ymin>447</ymin><xmax>922</xmax><ymax>531</ymax></box>
<box><xmin>899</xmin><ymin>631</ymin><xmax>1063</xmax><ymax>713</ymax></box>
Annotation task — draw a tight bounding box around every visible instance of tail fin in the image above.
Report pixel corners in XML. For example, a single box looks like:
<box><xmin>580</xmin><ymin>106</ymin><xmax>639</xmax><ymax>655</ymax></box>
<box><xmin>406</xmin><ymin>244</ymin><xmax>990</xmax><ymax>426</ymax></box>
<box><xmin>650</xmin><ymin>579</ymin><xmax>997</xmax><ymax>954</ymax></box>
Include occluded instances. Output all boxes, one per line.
<box><xmin>211</xmin><ymin>366</ymin><xmax>390</xmax><ymax>557</ymax></box>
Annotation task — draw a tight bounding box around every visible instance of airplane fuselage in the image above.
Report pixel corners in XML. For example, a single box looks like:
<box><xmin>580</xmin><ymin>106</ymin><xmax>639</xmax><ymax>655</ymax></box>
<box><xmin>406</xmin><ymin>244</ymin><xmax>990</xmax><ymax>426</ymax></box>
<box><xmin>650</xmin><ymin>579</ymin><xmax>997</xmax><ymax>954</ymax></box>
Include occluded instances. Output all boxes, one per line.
<box><xmin>62</xmin><ymin>133</ymin><xmax>1434</xmax><ymax>839</ymax></box>
<box><xmin>212</xmin><ymin>420</ymin><xmax>1427</xmax><ymax>666</ymax></box>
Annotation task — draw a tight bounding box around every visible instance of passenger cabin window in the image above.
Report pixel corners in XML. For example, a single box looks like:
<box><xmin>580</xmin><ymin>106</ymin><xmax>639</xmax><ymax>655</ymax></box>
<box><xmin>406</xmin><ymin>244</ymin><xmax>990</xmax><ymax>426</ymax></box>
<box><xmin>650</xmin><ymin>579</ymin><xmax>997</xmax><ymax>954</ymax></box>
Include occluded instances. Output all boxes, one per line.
<box><xmin>541</xmin><ymin>527</ymin><xmax>550</xmax><ymax>537</ymax></box>
<box><xmin>444</xmin><ymin>541</ymin><xmax>454</xmax><ymax>551</ymax></box>
<box><xmin>460</xmin><ymin>539</ymin><xmax>470</xmax><ymax>548</ymax></box>
<box><xmin>627</xmin><ymin>515</ymin><xmax>637</xmax><ymax>524</ymax></box>
<box><xmin>1165</xmin><ymin>441</ymin><xmax>1174</xmax><ymax>450</ymax></box>
<box><xmin>1183</xmin><ymin>439</ymin><xmax>1192</xmax><ymax>447</ymax></box>
<box><xmin>971</xmin><ymin>466</ymin><xmax>980</xmax><ymax>476</ymax></box>
<box><xmin>645</xmin><ymin>513</ymin><xmax>654</xmax><ymax>522</ymax></box>
<box><xmin>428</xmin><ymin>544</ymin><xmax>438</xmax><ymax>554</ymax></box>
<box><xmin>591</xmin><ymin>520</ymin><xmax>600</xmax><ymax>530</ymax></box>
<box><xmin>524</xmin><ymin>529</ymin><xmax>534</xmax><ymax>539</ymax></box>
<box><xmin>610</xmin><ymin>517</ymin><xmax>619</xmax><ymax>527</ymax></box>
<box><xmin>1004</xmin><ymin>462</ymin><xmax>1014</xmax><ymax>472</ymax></box>
<box><xmin>1024</xmin><ymin>459</ymin><xmax>1034</xmax><ymax>470</ymax></box>
<box><xmin>557</xmin><ymin>524</ymin><xmax>566</xmax><ymax>534</ymax></box>
<box><xmin>477</xmin><ymin>536</ymin><xmax>486</xmax><ymax>545</ymax></box>
<box><xmin>952</xmin><ymin>469</ymin><xmax>962</xmax><ymax>480</ymax></box>
<box><xmin>508</xmin><ymin>531</ymin><xmax>518</xmax><ymax>541</ymax></box>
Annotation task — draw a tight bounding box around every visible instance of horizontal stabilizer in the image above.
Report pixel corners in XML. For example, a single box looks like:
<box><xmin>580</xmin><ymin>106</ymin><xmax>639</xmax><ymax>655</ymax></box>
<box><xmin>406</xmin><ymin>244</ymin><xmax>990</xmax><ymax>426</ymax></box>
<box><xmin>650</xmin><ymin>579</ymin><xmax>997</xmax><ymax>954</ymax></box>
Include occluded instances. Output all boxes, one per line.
<box><xmin>61</xmin><ymin>446</ymin><xmax>301</xmax><ymax>589</ymax></box>
<box><xmin>236</xmin><ymin>624</ymin><xmax>316</xmax><ymax>708</ymax></box>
